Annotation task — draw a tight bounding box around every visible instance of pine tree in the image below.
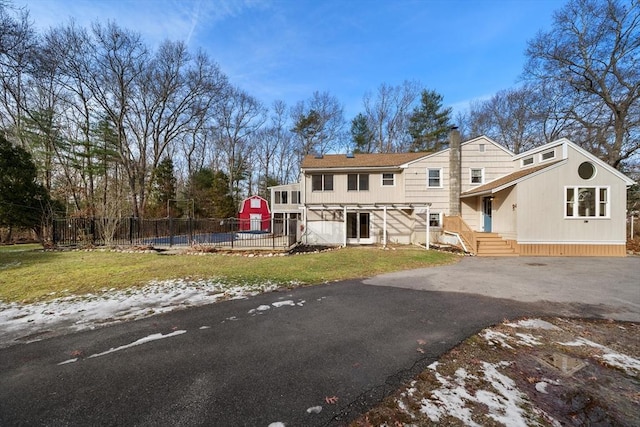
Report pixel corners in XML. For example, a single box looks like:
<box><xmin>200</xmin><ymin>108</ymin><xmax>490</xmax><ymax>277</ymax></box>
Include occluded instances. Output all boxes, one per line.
<box><xmin>0</xmin><ymin>134</ymin><xmax>50</xmax><ymax>238</ymax></box>
<box><xmin>408</xmin><ymin>90</ymin><xmax>452</xmax><ymax>152</ymax></box>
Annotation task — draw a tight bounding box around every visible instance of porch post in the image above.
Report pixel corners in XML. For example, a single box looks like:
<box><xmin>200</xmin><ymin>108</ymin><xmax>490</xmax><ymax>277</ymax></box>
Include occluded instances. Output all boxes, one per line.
<box><xmin>343</xmin><ymin>205</ymin><xmax>347</xmax><ymax>247</ymax></box>
<box><xmin>383</xmin><ymin>206</ymin><xmax>387</xmax><ymax>248</ymax></box>
<box><xmin>303</xmin><ymin>207</ymin><xmax>307</xmax><ymax>244</ymax></box>
<box><xmin>426</xmin><ymin>203</ymin><xmax>431</xmax><ymax>250</ymax></box>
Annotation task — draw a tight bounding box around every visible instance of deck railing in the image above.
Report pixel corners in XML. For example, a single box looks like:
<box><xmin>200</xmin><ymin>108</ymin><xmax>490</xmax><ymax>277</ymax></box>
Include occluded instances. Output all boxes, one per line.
<box><xmin>443</xmin><ymin>215</ymin><xmax>477</xmax><ymax>254</ymax></box>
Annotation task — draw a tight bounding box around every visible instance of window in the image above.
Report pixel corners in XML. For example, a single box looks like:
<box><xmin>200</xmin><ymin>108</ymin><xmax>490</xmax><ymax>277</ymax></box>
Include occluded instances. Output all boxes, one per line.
<box><xmin>541</xmin><ymin>149</ymin><xmax>555</xmax><ymax>161</ymax></box>
<box><xmin>470</xmin><ymin>168</ymin><xmax>484</xmax><ymax>185</ymax></box>
<box><xmin>281</xmin><ymin>191</ymin><xmax>288</xmax><ymax>204</ymax></box>
<box><xmin>382</xmin><ymin>173</ymin><xmax>395</xmax><ymax>186</ymax></box>
<box><xmin>429</xmin><ymin>212</ymin><xmax>441</xmax><ymax>227</ymax></box>
<box><xmin>312</xmin><ymin>174</ymin><xmax>333</xmax><ymax>191</ymax></box>
<box><xmin>250</xmin><ymin>198</ymin><xmax>261</xmax><ymax>208</ymax></box>
<box><xmin>522</xmin><ymin>157</ymin><xmax>534</xmax><ymax>166</ymax></box>
<box><xmin>291</xmin><ymin>191</ymin><xmax>300</xmax><ymax>204</ymax></box>
<box><xmin>427</xmin><ymin>168</ymin><xmax>442</xmax><ymax>188</ymax></box>
<box><xmin>347</xmin><ymin>173</ymin><xmax>369</xmax><ymax>191</ymax></box>
<box><xmin>578</xmin><ymin>161</ymin><xmax>596</xmax><ymax>180</ymax></box>
<box><xmin>479</xmin><ymin>144</ymin><xmax>485</xmax><ymax>153</ymax></box>
<box><xmin>565</xmin><ymin>186</ymin><xmax>609</xmax><ymax>218</ymax></box>
<box><xmin>274</xmin><ymin>191</ymin><xmax>281</xmax><ymax>204</ymax></box>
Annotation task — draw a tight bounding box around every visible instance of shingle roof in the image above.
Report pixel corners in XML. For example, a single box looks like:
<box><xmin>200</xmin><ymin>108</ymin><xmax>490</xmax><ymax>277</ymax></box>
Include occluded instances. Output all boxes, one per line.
<box><xmin>301</xmin><ymin>152</ymin><xmax>429</xmax><ymax>169</ymax></box>
<box><xmin>462</xmin><ymin>161</ymin><xmax>563</xmax><ymax>197</ymax></box>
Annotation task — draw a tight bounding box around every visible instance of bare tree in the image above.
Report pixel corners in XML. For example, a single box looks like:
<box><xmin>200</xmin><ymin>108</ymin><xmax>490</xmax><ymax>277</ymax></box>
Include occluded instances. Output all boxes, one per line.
<box><xmin>290</xmin><ymin>90</ymin><xmax>345</xmax><ymax>160</ymax></box>
<box><xmin>524</xmin><ymin>0</ymin><xmax>640</xmax><ymax>169</ymax></box>
<box><xmin>466</xmin><ymin>86</ymin><xmax>551</xmax><ymax>154</ymax></box>
<box><xmin>0</xmin><ymin>3</ymin><xmax>37</xmax><ymax>143</ymax></box>
<box><xmin>214</xmin><ymin>85</ymin><xmax>265</xmax><ymax>204</ymax></box>
<box><xmin>361</xmin><ymin>80</ymin><xmax>421</xmax><ymax>153</ymax></box>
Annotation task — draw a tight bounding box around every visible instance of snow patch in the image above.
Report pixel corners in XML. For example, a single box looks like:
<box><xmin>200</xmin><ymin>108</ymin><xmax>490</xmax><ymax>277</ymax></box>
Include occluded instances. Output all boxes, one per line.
<box><xmin>559</xmin><ymin>337</ymin><xmax>640</xmax><ymax>375</ymax></box>
<box><xmin>535</xmin><ymin>381</ymin><xmax>549</xmax><ymax>394</ymax></box>
<box><xmin>514</xmin><ymin>333</ymin><xmax>542</xmax><ymax>346</ymax></box>
<box><xmin>416</xmin><ymin>361</ymin><xmax>536</xmax><ymax>427</ymax></box>
<box><xmin>481</xmin><ymin>330</ymin><xmax>514</xmax><ymax>349</ymax></box>
<box><xmin>505</xmin><ymin>319</ymin><xmax>560</xmax><ymax>330</ymax></box>
<box><xmin>272</xmin><ymin>300</ymin><xmax>295</xmax><ymax>308</ymax></box>
<box><xmin>1</xmin><ymin>278</ymin><xmax>280</xmax><ymax>347</ymax></box>
<box><xmin>58</xmin><ymin>330</ymin><xmax>186</xmax><ymax>364</ymax></box>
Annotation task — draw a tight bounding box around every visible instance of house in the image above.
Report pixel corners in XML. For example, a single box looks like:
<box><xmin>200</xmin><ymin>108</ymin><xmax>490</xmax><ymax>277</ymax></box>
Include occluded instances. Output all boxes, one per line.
<box><xmin>238</xmin><ymin>195</ymin><xmax>271</xmax><ymax>232</ymax></box>
<box><xmin>271</xmin><ymin>129</ymin><xmax>635</xmax><ymax>256</ymax></box>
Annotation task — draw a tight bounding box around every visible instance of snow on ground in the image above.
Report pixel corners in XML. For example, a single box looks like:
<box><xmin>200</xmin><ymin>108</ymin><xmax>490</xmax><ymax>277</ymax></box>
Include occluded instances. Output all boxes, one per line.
<box><xmin>0</xmin><ymin>278</ymin><xmax>282</xmax><ymax>347</ymax></box>
<box><xmin>389</xmin><ymin>318</ymin><xmax>638</xmax><ymax>426</ymax></box>
<box><xmin>58</xmin><ymin>330</ymin><xmax>187</xmax><ymax>365</ymax></box>
<box><xmin>558</xmin><ymin>336</ymin><xmax>640</xmax><ymax>375</ymax></box>
<box><xmin>414</xmin><ymin>361</ymin><xmax>537</xmax><ymax>427</ymax></box>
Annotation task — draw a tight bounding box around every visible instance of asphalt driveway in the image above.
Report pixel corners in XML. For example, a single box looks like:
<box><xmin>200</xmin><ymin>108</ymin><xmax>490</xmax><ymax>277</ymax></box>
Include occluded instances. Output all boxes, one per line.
<box><xmin>365</xmin><ymin>256</ymin><xmax>640</xmax><ymax>322</ymax></box>
<box><xmin>1</xmin><ymin>256</ymin><xmax>638</xmax><ymax>426</ymax></box>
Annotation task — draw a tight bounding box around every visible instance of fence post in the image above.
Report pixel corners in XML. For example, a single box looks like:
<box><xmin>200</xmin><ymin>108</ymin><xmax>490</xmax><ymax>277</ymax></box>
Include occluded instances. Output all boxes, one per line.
<box><xmin>169</xmin><ymin>216</ymin><xmax>174</xmax><ymax>247</ymax></box>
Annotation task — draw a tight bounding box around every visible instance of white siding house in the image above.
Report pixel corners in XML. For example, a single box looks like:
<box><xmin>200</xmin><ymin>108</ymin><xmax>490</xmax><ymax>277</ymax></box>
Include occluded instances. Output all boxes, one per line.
<box><xmin>273</xmin><ymin>131</ymin><xmax>635</xmax><ymax>256</ymax></box>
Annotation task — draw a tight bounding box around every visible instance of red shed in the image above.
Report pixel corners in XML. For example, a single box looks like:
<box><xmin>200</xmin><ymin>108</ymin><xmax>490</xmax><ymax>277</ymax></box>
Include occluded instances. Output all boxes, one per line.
<box><xmin>237</xmin><ymin>195</ymin><xmax>271</xmax><ymax>231</ymax></box>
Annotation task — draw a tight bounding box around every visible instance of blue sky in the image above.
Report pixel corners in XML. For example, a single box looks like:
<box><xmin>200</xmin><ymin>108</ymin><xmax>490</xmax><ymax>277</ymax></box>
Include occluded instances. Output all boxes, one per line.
<box><xmin>22</xmin><ymin>0</ymin><xmax>563</xmax><ymax>118</ymax></box>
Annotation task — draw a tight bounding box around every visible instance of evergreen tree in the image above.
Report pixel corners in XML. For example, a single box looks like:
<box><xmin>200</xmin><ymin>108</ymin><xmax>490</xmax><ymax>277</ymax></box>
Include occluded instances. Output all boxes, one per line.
<box><xmin>408</xmin><ymin>90</ymin><xmax>452</xmax><ymax>152</ymax></box>
<box><xmin>0</xmin><ymin>134</ymin><xmax>50</xmax><ymax>238</ymax></box>
<box><xmin>211</xmin><ymin>171</ymin><xmax>237</xmax><ymax>219</ymax></box>
<box><xmin>150</xmin><ymin>157</ymin><xmax>177</xmax><ymax>216</ymax></box>
<box><xmin>187</xmin><ymin>168</ymin><xmax>215</xmax><ymax>217</ymax></box>
<box><xmin>350</xmin><ymin>113</ymin><xmax>375</xmax><ymax>153</ymax></box>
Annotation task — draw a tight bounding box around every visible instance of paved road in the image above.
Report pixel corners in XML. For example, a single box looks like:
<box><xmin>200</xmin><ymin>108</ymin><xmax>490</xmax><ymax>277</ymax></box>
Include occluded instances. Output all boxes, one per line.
<box><xmin>1</xmin><ymin>256</ymin><xmax>638</xmax><ymax>426</ymax></box>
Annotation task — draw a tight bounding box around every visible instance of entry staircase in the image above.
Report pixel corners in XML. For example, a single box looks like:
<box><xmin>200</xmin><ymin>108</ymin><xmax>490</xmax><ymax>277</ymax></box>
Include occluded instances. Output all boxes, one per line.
<box><xmin>443</xmin><ymin>215</ymin><xmax>518</xmax><ymax>256</ymax></box>
<box><xmin>474</xmin><ymin>232</ymin><xmax>518</xmax><ymax>257</ymax></box>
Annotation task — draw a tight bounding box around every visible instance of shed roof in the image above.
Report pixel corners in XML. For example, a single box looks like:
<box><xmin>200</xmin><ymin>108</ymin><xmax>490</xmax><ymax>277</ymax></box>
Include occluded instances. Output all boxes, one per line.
<box><xmin>462</xmin><ymin>161</ymin><xmax>563</xmax><ymax>197</ymax></box>
<box><xmin>301</xmin><ymin>152</ymin><xmax>429</xmax><ymax>169</ymax></box>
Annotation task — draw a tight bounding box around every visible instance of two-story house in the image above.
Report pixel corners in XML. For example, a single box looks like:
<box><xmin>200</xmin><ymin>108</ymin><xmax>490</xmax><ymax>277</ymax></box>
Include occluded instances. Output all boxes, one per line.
<box><xmin>270</xmin><ymin>130</ymin><xmax>635</xmax><ymax>256</ymax></box>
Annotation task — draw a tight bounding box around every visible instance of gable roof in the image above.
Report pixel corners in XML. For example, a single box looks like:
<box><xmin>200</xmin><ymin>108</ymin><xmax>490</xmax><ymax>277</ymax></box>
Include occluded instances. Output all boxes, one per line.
<box><xmin>461</xmin><ymin>161</ymin><xmax>564</xmax><ymax>197</ymax></box>
<box><xmin>301</xmin><ymin>152</ymin><xmax>429</xmax><ymax>169</ymax></box>
<box><xmin>402</xmin><ymin>135</ymin><xmax>514</xmax><ymax>167</ymax></box>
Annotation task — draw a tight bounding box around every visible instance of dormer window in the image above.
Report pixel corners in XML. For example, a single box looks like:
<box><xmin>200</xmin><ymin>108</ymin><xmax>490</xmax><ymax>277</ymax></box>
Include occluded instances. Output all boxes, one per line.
<box><xmin>541</xmin><ymin>150</ymin><xmax>555</xmax><ymax>161</ymax></box>
<box><xmin>522</xmin><ymin>157</ymin><xmax>534</xmax><ymax>166</ymax></box>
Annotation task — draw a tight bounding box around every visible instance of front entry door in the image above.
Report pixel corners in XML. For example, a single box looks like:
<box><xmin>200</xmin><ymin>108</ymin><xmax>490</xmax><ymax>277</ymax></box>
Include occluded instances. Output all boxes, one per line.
<box><xmin>482</xmin><ymin>197</ymin><xmax>492</xmax><ymax>232</ymax></box>
<box><xmin>347</xmin><ymin>212</ymin><xmax>372</xmax><ymax>244</ymax></box>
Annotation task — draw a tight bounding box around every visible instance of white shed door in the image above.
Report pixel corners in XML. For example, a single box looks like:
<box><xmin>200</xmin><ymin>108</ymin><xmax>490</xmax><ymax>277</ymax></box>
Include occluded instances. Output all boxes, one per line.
<box><xmin>250</xmin><ymin>214</ymin><xmax>262</xmax><ymax>231</ymax></box>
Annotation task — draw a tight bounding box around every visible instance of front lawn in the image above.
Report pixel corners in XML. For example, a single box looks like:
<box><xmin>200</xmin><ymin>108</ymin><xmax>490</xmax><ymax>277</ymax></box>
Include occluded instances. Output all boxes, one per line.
<box><xmin>0</xmin><ymin>245</ymin><xmax>457</xmax><ymax>303</ymax></box>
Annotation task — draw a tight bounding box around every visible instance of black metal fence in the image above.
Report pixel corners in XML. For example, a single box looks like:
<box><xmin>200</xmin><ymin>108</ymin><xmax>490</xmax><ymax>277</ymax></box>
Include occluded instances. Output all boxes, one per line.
<box><xmin>51</xmin><ymin>217</ymin><xmax>299</xmax><ymax>250</ymax></box>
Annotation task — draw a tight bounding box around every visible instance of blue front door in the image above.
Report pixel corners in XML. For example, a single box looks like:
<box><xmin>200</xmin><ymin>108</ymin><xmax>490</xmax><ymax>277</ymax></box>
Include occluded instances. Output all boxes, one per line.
<box><xmin>482</xmin><ymin>197</ymin><xmax>492</xmax><ymax>232</ymax></box>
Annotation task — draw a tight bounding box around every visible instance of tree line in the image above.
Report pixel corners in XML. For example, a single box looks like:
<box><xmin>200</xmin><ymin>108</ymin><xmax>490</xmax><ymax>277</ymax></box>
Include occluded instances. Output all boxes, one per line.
<box><xmin>0</xmin><ymin>0</ymin><xmax>638</xmax><ymax>237</ymax></box>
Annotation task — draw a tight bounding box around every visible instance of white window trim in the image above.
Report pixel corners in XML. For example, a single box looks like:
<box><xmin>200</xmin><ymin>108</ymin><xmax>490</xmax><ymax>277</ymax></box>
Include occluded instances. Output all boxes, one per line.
<box><xmin>381</xmin><ymin>173</ymin><xmax>395</xmax><ymax>187</ymax></box>
<box><xmin>469</xmin><ymin>167</ymin><xmax>484</xmax><ymax>185</ymax></box>
<box><xmin>428</xmin><ymin>212</ymin><xmax>442</xmax><ymax>227</ymax></box>
<box><xmin>564</xmin><ymin>185</ymin><xmax>610</xmax><ymax>219</ymax></box>
<box><xmin>540</xmin><ymin>149</ymin><xmax>555</xmax><ymax>162</ymax></box>
<box><xmin>250</xmin><ymin>198</ymin><xmax>261</xmax><ymax>208</ymax></box>
<box><xmin>522</xmin><ymin>157</ymin><xmax>534</xmax><ymax>167</ymax></box>
<box><xmin>427</xmin><ymin>167</ymin><xmax>443</xmax><ymax>188</ymax></box>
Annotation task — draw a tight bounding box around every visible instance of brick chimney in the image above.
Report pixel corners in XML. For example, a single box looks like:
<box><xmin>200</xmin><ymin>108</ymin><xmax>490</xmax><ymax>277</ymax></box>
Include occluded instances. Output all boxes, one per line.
<box><xmin>449</xmin><ymin>127</ymin><xmax>462</xmax><ymax>216</ymax></box>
